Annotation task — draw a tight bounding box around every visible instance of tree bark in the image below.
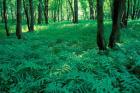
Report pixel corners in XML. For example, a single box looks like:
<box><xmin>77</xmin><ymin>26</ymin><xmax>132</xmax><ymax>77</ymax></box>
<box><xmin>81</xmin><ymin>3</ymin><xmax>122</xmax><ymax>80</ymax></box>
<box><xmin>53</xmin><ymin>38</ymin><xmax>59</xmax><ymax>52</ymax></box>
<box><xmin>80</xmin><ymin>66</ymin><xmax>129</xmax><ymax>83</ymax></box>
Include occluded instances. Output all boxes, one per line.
<box><xmin>38</xmin><ymin>0</ymin><xmax>43</xmax><ymax>24</ymax></box>
<box><xmin>67</xmin><ymin>0</ymin><xmax>74</xmax><ymax>22</ymax></box>
<box><xmin>44</xmin><ymin>0</ymin><xmax>49</xmax><ymax>24</ymax></box>
<box><xmin>88</xmin><ymin>0</ymin><xmax>94</xmax><ymax>20</ymax></box>
<box><xmin>23</xmin><ymin>0</ymin><xmax>31</xmax><ymax>31</ymax></box>
<box><xmin>97</xmin><ymin>0</ymin><xmax>106</xmax><ymax>50</ymax></box>
<box><xmin>3</xmin><ymin>0</ymin><xmax>10</xmax><ymax>36</ymax></box>
<box><xmin>29</xmin><ymin>0</ymin><xmax>34</xmax><ymax>31</ymax></box>
<box><xmin>16</xmin><ymin>0</ymin><xmax>22</xmax><ymax>39</ymax></box>
<box><xmin>74</xmin><ymin>0</ymin><xmax>78</xmax><ymax>23</ymax></box>
<box><xmin>109</xmin><ymin>0</ymin><xmax>122</xmax><ymax>48</ymax></box>
<box><xmin>121</xmin><ymin>0</ymin><xmax>127</xmax><ymax>28</ymax></box>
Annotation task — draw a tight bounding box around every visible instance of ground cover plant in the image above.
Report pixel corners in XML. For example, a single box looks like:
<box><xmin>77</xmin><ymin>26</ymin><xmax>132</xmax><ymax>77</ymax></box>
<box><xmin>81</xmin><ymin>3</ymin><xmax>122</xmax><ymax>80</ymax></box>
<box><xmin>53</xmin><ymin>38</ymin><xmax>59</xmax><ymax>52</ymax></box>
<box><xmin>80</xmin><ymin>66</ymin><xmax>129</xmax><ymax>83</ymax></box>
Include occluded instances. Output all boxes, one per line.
<box><xmin>0</xmin><ymin>0</ymin><xmax>140</xmax><ymax>93</ymax></box>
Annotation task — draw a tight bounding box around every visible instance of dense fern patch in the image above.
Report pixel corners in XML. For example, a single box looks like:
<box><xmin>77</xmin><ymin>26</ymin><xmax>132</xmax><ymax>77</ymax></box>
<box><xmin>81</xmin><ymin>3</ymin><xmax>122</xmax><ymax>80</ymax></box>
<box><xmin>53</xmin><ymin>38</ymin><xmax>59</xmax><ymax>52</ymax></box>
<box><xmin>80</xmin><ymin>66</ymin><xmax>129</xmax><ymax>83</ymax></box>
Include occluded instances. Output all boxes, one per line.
<box><xmin>0</xmin><ymin>21</ymin><xmax>140</xmax><ymax>93</ymax></box>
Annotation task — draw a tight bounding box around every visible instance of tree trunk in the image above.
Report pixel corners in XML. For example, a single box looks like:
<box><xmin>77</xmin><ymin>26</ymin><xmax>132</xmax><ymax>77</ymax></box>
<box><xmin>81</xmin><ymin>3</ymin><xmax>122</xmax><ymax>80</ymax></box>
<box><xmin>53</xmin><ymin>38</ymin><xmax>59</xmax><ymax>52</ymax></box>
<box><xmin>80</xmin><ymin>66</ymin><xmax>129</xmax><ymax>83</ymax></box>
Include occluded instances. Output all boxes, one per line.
<box><xmin>23</xmin><ymin>0</ymin><xmax>31</xmax><ymax>31</ymax></box>
<box><xmin>57</xmin><ymin>0</ymin><xmax>60</xmax><ymax>22</ymax></box>
<box><xmin>44</xmin><ymin>0</ymin><xmax>49</xmax><ymax>24</ymax></box>
<box><xmin>38</xmin><ymin>0</ymin><xmax>43</xmax><ymax>24</ymax></box>
<box><xmin>3</xmin><ymin>0</ymin><xmax>10</xmax><ymax>36</ymax></box>
<box><xmin>16</xmin><ymin>0</ymin><xmax>22</xmax><ymax>39</ymax></box>
<box><xmin>109</xmin><ymin>0</ymin><xmax>122</xmax><ymax>48</ymax></box>
<box><xmin>74</xmin><ymin>0</ymin><xmax>78</xmax><ymax>23</ymax></box>
<box><xmin>1</xmin><ymin>4</ymin><xmax>4</xmax><ymax>23</ymax></box>
<box><xmin>88</xmin><ymin>0</ymin><xmax>94</xmax><ymax>20</ymax></box>
<box><xmin>121</xmin><ymin>0</ymin><xmax>127</xmax><ymax>28</ymax></box>
<box><xmin>53</xmin><ymin>10</ymin><xmax>57</xmax><ymax>22</ymax></box>
<box><xmin>125</xmin><ymin>0</ymin><xmax>130</xmax><ymax>26</ymax></box>
<box><xmin>96</xmin><ymin>0</ymin><xmax>106</xmax><ymax>50</ymax></box>
<box><xmin>10</xmin><ymin>4</ymin><xmax>15</xmax><ymax>22</ymax></box>
<box><xmin>29</xmin><ymin>0</ymin><xmax>34</xmax><ymax>31</ymax></box>
<box><xmin>60</xmin><ymin>0</ymin><xmax>63</xmax><ymax>21</ymax></box>
<box><xmin>131</xmin><ymin>0</ymin><xmax>136</xmax><ymax>20</ymax></box>
<box><xmin>67</xmin><ymin>0</ymin><xmax>74</xmax><ymax>22</ymax></box>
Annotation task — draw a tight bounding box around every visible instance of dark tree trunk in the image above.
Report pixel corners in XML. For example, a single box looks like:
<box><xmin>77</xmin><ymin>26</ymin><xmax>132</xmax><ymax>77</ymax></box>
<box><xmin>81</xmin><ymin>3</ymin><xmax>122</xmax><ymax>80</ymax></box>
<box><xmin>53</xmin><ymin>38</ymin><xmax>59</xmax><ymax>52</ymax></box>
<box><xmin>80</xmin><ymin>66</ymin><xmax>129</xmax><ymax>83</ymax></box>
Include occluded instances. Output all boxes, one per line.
<box><xmin>121</xmin><ymin>0</ymin><xmax>127</xmax><ymax>28</ymax></box>
<box><xmin>96</xmin><ymin>0</ymin><xmax>106</xmax><ymax>50</ymax></box>
<box><xmin>88</xmin><ymin>0</ymin><xmax>94</xmax><ymax>20</ymax></box>
<box><xmin>29</xmin><ymin>0</ymin><xmax>34</xmax><ymax>31</ymax></box>
<box><xmin>23</xmin><ymin>0</ymin><xmax>31</xmax><ymax>31</ymax></box>
<box><xmin>109</xmin><ymin>0</ymin><xmax>122</xmax><ymax>48</ymax></box>
<box><xmin>74</xmin><ymin>0</ymin><xmax>78</xmax><ymax>23</ymax></box>
<box><xmin>67</xmin><ymin>0</ymin><xmax>74</xmax><ymax>22</ymax></box>
<box><xmin>53</xmin><ymin>10</ymin><xmax>57</xmax><ymax>22</ymax></box>
<box><xmin>57</xmin><ymin>0</ymin><xmax>60</xmax><ymax>22</ymax></box>
<box><xmin>131</xmin><ymin>0</ymin><xmax>136</xmax><ymax>20</ymax></box>
<box><xmin>3</xmin><ymin>0</ymin><xmax>10</xmax><ymax>36</ymax></box>
<box><xmin>44</xmin><ymin>0</ymin><xmax>49</xmax><ymax>24</ymax></box>
<box><xmin>16</xmin><ymin>0</ymin><xmax>22</xmax><ymax>39</ymax></box>
<box><xmin>38</xmin><ymin>0</ymin><xmax>43</xmax><ymax>24</ymax></box>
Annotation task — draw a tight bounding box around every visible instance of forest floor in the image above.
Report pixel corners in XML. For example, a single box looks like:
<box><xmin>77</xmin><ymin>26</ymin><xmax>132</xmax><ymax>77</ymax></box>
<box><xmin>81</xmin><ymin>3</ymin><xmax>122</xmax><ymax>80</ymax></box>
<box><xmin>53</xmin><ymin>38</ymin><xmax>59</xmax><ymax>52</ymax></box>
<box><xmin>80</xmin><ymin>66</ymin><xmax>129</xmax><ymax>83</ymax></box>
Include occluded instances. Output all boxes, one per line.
<box><xmin>0</xmin><ymin>20</ymin><xmax>140</xmax><ymax>93</ymax></box>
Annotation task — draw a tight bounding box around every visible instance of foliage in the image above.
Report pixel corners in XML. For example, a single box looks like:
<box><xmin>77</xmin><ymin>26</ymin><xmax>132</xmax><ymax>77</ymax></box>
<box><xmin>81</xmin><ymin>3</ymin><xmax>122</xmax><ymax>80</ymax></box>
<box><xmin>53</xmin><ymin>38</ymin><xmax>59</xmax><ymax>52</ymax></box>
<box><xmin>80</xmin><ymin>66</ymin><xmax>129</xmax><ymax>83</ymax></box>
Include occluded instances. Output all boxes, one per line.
<box><xmin>0</xmin><ymin>20</ymin><xmax>140</xmax><ymax>93</ymax></box>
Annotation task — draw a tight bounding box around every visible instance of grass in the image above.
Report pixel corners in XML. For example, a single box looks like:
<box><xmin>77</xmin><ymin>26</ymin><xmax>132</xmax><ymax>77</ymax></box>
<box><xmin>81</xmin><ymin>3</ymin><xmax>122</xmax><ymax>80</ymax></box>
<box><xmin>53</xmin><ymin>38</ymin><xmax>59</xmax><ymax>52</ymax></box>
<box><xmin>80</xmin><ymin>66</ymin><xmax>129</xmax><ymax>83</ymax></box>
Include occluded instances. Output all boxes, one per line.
<box><xmin>0</xmin><ymin>20</ymin><xmax>140</xmax><ymax>93</ymax></box>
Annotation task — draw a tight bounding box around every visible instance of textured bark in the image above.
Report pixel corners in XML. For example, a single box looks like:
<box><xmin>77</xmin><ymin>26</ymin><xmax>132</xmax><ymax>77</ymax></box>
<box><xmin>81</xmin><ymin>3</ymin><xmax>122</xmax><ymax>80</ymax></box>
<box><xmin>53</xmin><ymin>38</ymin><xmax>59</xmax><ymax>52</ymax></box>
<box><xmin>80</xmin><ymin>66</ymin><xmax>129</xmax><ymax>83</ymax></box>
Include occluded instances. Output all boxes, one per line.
<box><xmin>44</xmin><ymin>0</ymin><xmax>49</xmax><ymax>24</ymax></box>
<box><xmin>38</xmin><ymin>0</ymin><xmax>43</xmax><ymax>24</ymax></box>
<box><xmin>29</xmin><ymin>0</ymin><xmax>34</xmax><ymax>31</ymax></box>
<box><xmin>16</xmin><ymin>0</ymin><xmax>22</xmax><ymax>39</ymax></box>
<box><xmin>109</xmin><ymin>0</ymin><xmax>122</xmax><ymax>48</ymax></box>
<box><xmin>96</xmin><ymin>0</ymin><xmax>106</xmax><ymax>50</ymax></box>
<box><xmin>3</xmin><ymin>0</ymin><xmax>10</xmax><ymax>36</ymax></box>
<box><xmin>88</xmin><ymin>0</ymin><xmax>94</xmax><ymax>20</ymax></box>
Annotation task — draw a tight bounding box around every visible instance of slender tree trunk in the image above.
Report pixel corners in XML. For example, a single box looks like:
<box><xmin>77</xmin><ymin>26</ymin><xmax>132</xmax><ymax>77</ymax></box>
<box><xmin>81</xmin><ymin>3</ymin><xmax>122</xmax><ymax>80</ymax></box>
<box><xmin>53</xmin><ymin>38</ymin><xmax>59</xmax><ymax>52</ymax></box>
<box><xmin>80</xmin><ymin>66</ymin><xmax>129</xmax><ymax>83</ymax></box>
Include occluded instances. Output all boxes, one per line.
<box><xmin>16</xmin><ymin>0</ymin><xmax>22</xmax><ymax>39</ymax></box>
<box><xmin>131</xmin><ymin>0</ymin><xmax>136</xmax><ymax>20</ymax></box>
<box><xmin>125</xmin><ymin>0</ymin><xmax>130</xmax><ymax>26</ymax></box>
<box><xmin>23</xmin><ymin>0</ymin><xmax>31</xmax><ymax>31</ymax></box>
<box><xmin>3</xmin><ymin>0</ymin><xmax>10</xmax><ymax>36</ymax></box>
<box><xmin>97</xmin><ymin>0</ymin><xmax>106</xmax><ymax>50</ymax></box>
<box><xmin>109</xmin><ymin>0</ymin><xmax>122</xmax><ymax>48</ymax></box>
<box><xmin>66</xmin><ymin>1</ymin><xmax>70</xmax><ymax>21</ymax></box>
<box><xmin>10</xmin><ymin>4</ymin><xmax>14</xmax><ymax>22</ymax></box>
<box><xmin>136</xmin><ymin>0</ymin><xmax>140</xmax><ymax>19</ymax></box>
<box><xmin>44</xmin><ymin>0</ymin><xmax>49</xmax><ymax>24</ymax></box>
<box><xmin>57</xmin><ymin>0</ymin><xmax>60</xmax><ymax>22</ymax></box>
<box><xmin>88</xmin><ymin>0</ymin><xmax>94</xmax><ymax>20</ymax></box>
<box><xmin>74</xmin><ymin>0</ymin><xmax>78</xmax><ymax>23</ymax></box>
<box><xmin>29</xmin><ymin>0</ymin><xmax>34</xmax><ymax>31</ymax></box>
<box><xmin>38</xmin><ymin>0</ymin><xmax>43</xmax><ymax>24</ymax></box>
<box><xmin>121</xmin><ymin>0</ymin><xmax>127</xmax><ymax>28</ymax></box>
<box><xmin>53</xmin><ymin>10</ymin><xmax>57</xmax><ymax>22</ymax></box>
<box><xmin>60</xmin><ymin>0</ymin><xmax>63</xmax><ymax>21</ymax></box>
<box><xmin>1</xmin><ymin>4</ymin><xmax>4</xmax><ymax>23</ymax></box>
<box><xmin>67</xmin><ymin>0</ymin><xmax>74</xmax><ymax>22</ymax></box>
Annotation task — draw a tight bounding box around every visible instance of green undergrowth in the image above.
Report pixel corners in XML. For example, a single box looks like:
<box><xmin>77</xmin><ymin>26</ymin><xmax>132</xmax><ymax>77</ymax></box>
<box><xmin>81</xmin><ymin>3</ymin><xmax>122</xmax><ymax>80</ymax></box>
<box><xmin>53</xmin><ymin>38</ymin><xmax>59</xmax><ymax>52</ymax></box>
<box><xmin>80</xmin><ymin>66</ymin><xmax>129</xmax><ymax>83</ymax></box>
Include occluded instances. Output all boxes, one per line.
<box><xmin>0</xmin><ymin>20</ymin><xmax>140</xmax><ymax>93</ymax></box>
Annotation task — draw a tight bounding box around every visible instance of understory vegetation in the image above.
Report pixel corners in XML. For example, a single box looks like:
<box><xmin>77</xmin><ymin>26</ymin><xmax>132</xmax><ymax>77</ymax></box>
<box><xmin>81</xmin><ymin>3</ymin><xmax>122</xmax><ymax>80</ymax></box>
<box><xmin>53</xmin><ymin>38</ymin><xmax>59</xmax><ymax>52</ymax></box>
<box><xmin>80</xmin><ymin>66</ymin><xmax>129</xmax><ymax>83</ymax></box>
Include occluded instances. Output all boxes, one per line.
<box><xmin>0</xmin><ymin>20</ymin><xmax>140</xmax><ymax>93</ymax></box>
